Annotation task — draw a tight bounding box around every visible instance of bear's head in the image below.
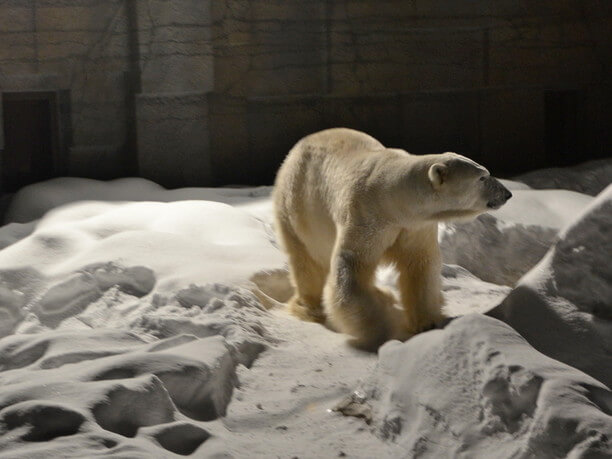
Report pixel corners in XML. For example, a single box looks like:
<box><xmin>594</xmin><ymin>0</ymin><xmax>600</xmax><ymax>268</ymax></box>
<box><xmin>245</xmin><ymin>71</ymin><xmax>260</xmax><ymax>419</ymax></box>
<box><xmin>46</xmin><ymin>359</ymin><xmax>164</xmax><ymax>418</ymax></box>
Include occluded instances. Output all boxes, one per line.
<box><xmin>426</xmin><ymin>153</ymin><xmax>512</xmax><ymax>221</ymax></box>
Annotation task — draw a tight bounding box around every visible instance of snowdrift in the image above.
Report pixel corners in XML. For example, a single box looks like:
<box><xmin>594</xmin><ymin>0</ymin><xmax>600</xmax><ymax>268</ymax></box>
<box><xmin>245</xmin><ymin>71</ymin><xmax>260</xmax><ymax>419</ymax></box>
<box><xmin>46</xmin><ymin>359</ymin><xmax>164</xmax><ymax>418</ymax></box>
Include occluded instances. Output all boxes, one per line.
<box><xmin>3</xmin><ymin>177</ymin><xmax>274</xmax><ymax>224</ymax></box>
<box><xmin>0</xmin><ymin>284</ymin><xmax>266</xmax><ymax>457</ymax></box>
<box><xmin>343</xmin><ymin>314</ymin><xmax>611</xmax><ymax>458</ymax></box>
<box><xmin>515</xmin><ymin>158</ymin><xmax>612</xmax><ymax>196</ymax></box>
<box><xmin>0</xmin><ymin>199</ymin><xmax>283</xmax><ymax>339</ymax></box>
<box><xmin>344</xmin><ymin>185</ymin><xmax>612</xmax><ymax>458</ymax></box>
<box><xmin>0</xmin><ymin>198</ymin><xmax>283</xmax><ymax>457</ymax></box>
<box><xmin>440</xmin><ymin>187</ymin><xmax>592</xmax><ymax>285</ymax></box>
<box><xmin>0</xmin><ymin>173</ymin><xmax>609</xmax><ymax>457</ymax></box>
<box><xmin>489</xmin><ymin>185</ymin><xmax>612</xmax><ymax>387</ymax></box>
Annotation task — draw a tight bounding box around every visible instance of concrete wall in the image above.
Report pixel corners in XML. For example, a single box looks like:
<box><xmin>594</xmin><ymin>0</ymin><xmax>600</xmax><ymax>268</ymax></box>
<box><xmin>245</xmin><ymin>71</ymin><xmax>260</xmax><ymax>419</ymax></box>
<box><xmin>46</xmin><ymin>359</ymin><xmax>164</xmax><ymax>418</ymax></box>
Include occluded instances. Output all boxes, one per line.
<box><xmin>134</xmin><ymin>0</ymin><xmax>213</xmax><ymax>186</ymax></box>
<box><xmin>208</xmin><ymin>0</ymin><xmax>611</xmax><ymax>184</ymax></box>
<box><xmin>1</xmin><ymin>1</ymin><xmax>610</xmax><ymax>187</ymax></box>
<box><xmin>0</xmin><ymin>0</ymin><xmax>132</xmax><ymax>179</ymax></box>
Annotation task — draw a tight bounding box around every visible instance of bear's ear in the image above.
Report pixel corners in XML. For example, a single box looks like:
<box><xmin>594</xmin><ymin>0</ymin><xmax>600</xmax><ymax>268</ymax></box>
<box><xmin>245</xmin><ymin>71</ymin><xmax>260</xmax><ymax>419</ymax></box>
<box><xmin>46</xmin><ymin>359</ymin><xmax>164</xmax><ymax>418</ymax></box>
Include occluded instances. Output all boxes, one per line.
<box><xmin>428</xmin><ymin>163</ymin><xmax>447</xmax><ymax>189</ymax></box>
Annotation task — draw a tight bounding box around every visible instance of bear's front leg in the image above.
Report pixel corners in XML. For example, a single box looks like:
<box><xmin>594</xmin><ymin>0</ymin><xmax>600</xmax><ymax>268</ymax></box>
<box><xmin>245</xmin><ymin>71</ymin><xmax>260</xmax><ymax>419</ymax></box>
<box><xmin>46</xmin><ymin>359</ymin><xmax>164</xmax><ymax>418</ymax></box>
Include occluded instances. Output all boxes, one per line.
<box><xmin>323</xmin><ymin>228</ymin><xmax>407</xmax><ymax>350</ymax></box>
<box><xmin>392</xmin><ymin>227</ymin><xmax>446</xmax><ymax>333</ymax></box>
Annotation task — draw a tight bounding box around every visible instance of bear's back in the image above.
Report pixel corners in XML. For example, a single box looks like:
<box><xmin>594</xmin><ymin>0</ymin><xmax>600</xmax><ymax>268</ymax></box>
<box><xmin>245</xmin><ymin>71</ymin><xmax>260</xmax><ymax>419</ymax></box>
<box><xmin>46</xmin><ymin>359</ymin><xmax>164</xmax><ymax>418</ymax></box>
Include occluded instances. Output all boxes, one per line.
<box><xmin>274</xmin><ymin>128</ymin><xmax>388</xmax><ymax>219</ymax></box>
<box><xmin>274</xmin><ymin>129</ymin><xmax>397</xmax><ymax>262</ymax></box>
<box><xmin>296</xmin><ymin>128</ymin><xmax>385</xmax><ymax>158</ymax></box>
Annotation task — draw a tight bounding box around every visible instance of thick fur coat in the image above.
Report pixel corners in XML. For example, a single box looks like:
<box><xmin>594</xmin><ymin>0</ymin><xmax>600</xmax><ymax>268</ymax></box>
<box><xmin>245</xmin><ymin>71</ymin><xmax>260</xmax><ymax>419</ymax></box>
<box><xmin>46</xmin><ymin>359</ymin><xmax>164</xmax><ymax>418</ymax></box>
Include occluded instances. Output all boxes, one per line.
<box><xmin>273</xmin><ymin>128</ymin><xmax>512</xmax><ymax>349</ymax></box>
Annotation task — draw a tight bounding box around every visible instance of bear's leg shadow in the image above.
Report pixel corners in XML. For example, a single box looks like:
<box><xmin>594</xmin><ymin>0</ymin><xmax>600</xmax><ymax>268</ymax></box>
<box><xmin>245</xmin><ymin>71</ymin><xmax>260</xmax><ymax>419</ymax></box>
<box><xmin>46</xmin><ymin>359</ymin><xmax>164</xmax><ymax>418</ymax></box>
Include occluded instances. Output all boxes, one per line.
<box><xmin>392</xmin><ymin>228</ymin><xmax>446</xmax><ymax>333</ymax></box>
<box><xmin>276</xmin><ymin>220</ymin><xmax>327</xmax><ymax>323</ymax></box>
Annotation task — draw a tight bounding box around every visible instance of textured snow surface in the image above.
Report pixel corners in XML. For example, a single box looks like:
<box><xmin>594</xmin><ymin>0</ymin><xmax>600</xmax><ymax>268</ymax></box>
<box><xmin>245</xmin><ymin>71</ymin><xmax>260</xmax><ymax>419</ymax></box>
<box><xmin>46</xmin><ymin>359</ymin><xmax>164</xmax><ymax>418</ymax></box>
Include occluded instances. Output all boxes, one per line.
<box><xmin>515</xmin><ymin>158</ymin><xmax>612</xmax><ymax>196</ymax></box>
<box><xmin>440</xmin><ymin>188</ymin><xmax>592</xmax><ymax>285</ymax></box>
<box><xmin>347</xmin><ymin>314</ymin><xmax>611</xmax><ymax>458</ymax></box>
<box><xmin>0</xmin><ymin>199</ymin><xmax>283</xmax><ymax>342</ymax></box>
<box><xmin>0</xmin><ymin>284</ymin><xmax>270</xmax><ymax>458</ymax></box>
<box><xmin>4</xmin><ymin>177</ymin><xmax>274</xmax><ymax>224</ymax></box>
<box><xmin>489</xmin><ymin>185</ymin><xmax>612</xmax><ymax>387</ymax></box>
<box><xmin>0</xmin><ymin>175</ymin><xmax>610</xmax><ymax>458</ymax></box>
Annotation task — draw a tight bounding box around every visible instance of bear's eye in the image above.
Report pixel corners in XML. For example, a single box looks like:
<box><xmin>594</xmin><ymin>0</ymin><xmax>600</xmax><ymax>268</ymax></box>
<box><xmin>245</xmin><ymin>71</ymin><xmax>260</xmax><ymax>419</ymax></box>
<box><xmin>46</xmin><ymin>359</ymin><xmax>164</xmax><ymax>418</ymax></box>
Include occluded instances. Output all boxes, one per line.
<box><xmin>479</xmin><ymin>176</ymin><xmax>487</xmax><ymax>182</ymax></box>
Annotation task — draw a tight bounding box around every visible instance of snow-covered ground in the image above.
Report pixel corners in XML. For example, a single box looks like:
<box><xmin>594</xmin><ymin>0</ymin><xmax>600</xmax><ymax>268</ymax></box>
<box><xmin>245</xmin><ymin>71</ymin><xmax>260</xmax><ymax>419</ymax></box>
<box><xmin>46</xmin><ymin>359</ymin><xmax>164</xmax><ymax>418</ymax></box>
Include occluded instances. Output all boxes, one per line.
<box><xmin>353</xmin><ymin>186</ymin><xmax>612</xmax><ymax>458</ymax></box>
<box><xmin>514</xmin><ymin>158</ymin><xmax>612</xmax><ymax>196</ymax></box>
<box><xmin>0</xmin><ymin>170</ymin><xmax>610</xmax><ymax>458</ymax></box>
<box><xmin>440</xmin><ymin>186</ymin><xmax>592</xmax><ymax>285</ymax></box>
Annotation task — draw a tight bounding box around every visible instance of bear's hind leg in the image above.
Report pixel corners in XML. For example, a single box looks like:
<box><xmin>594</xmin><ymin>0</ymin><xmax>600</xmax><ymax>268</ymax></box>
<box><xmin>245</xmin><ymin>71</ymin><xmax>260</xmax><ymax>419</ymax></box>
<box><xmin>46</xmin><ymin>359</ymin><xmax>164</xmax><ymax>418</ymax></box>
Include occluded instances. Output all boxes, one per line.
<box><xmin>276</xmin><ymin>220</ymin><xmax>327</xmax><ymax>324</ymax></box>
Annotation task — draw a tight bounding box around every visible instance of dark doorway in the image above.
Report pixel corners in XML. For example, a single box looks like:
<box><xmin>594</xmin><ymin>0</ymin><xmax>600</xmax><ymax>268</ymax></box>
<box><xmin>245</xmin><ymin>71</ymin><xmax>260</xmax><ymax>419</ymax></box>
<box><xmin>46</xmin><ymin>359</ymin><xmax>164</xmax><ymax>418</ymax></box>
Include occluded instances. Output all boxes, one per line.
<box><xmin>2</xmin><ymin>91</ymin><xmax>60</xmax><ymax>192</ymax></box>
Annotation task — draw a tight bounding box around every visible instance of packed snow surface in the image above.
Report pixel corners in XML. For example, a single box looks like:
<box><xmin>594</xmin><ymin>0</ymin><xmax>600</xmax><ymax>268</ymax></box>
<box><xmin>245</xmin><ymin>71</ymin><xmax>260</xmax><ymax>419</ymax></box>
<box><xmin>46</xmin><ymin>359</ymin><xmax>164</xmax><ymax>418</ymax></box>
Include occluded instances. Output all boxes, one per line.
<box><xmin>440</xmin><ymin>188</ymin><xmax>592</xmax><ymax>285</ymax></box>
<box><xmin>347</xmin><ymin>314</ymin><xmax>611</xmax><ymax>458</ymax></box>
<box><xmin>514</xmin><ymin>158</ymin><xmax>612</xmax><ymax>196</ymax></box>
<box><xmin>4</xmin><ymin>177</ymin><xmax>274</xmax><ymax>224</ymax></box>
<box><xmin>489</xmin><ymin>185</ymin><xmax>612</xmax><ymax>387</ymax></box>
<box><xmin>0</xmin><ymin>175</ymin><xmax>610</xmax><ymax>458</ymax></box>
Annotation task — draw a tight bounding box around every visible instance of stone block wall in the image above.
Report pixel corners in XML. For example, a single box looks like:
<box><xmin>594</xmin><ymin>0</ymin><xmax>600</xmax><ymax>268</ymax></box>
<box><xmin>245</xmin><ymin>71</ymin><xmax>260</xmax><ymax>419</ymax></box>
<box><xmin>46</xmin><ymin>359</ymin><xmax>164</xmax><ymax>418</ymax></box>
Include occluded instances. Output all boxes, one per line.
<box><xmin>136</xmin><ymin>92</ymin><xmax>210</xmax><ymax>187</ymax></box>
<box><xmin>0</xmin><ymin>0</ymin><xmax>132</xmax><ymax>179</ymax></box>
<box><xmin>0</xmin><ymin>0</ymin><xmax>610</xmax><ymax>187</ymax></box>
<box><xmin>207</xmin><ymin>0</ymin><xmax>611</xmax><ymax>184</ymax></box>
<box><xmin>133</xmin><ymin>0</ymin><xmax>214</xmax><ymax>186</ymax></box>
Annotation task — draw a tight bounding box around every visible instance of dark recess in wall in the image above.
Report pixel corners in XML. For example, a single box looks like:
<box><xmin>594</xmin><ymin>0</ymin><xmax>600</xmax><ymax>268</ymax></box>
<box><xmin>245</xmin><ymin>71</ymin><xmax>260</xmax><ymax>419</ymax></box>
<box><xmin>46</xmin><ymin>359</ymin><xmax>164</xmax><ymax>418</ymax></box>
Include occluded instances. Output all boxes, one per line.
<box><xmin>2</xmin><ymin>92</ymin><xmax>58</xmax><ymax>192</ymax></box>
<box><xmin>545</xmin><ymin>90</ymin><xmax>584</xmax><ymax>168</ymax></box>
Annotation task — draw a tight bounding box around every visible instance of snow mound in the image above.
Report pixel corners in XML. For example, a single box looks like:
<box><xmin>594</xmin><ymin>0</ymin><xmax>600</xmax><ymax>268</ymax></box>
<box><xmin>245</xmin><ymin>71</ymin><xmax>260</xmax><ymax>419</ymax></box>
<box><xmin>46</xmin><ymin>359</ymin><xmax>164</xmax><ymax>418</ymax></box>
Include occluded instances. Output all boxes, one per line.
<box><xmin>515</xmin><ymin>158</ymin><xmax>612</xmax><ymax>196</ymax></box>
<box><xmin>4</xmin><ymin>176</ymin><xmax>274</xmax><ymax>224</ymax></box>
<box><xmin>0</xmin><ymin>222</ymin><xmax>37</xmax><ymax>250</ymax></box>
<box><xmin>440</xmin><ymin>189</ymin><xmax>592</xmax><ymax>285</ymax></box>
<box><xmin>0</xmin><ymin>332</ymin><xmax>235</xmax><ymax>456</ymax></box>
<box><xmin>340</xmin><ymin>314</ymin><xmax>612</xmax><ymax>458</ymax></box>
<box><xmin>489</xmin><ymin>185</ymin><xmax>612</xmax><ymax>387</ymax></box>
<box><xmin>4</xmin><ymin>177</ymin><xmax>164</xmax><ymax>224</ymax></box>
<box><xmin>0</xmin><ymin>199</ymin><xmax>284</xmax><ymax>338</ymax></box>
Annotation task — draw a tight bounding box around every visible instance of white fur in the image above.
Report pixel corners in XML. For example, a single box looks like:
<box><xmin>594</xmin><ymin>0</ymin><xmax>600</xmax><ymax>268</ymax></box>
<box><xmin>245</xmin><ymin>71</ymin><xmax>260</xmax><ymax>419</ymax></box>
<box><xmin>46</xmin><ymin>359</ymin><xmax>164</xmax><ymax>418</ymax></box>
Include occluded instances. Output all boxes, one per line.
<box><xmin>273</xmin><ymin>128</ymin><xmax>509</xmax><ymax>349</ymax></box>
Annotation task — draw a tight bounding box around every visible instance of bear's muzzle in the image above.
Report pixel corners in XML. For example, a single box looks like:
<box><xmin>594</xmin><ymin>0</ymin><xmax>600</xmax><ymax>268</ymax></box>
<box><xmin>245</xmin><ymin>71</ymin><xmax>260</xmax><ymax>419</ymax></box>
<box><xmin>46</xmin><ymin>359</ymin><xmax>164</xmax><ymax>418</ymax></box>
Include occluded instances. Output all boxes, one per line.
<box><xmin>486</xmin><ymin>178</ymin><xmax>513</xmax><ymax>209</ymax></box>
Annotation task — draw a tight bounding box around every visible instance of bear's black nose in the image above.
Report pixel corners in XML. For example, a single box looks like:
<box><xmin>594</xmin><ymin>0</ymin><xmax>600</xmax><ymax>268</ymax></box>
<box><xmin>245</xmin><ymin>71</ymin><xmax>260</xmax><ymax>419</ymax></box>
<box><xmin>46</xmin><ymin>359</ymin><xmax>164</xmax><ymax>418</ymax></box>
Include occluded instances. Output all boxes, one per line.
<box><xmin>504</xmin><ymin>190</ymin><xmax>513</xmax><ymax>201</ymax></box>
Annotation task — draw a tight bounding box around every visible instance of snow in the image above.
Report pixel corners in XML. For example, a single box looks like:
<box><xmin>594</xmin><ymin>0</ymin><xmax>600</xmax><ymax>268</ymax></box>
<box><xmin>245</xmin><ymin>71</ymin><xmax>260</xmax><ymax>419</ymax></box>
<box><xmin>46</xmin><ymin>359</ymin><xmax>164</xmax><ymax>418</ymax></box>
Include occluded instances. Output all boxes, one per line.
<box><xmin>440</xmin><ymin>188</ymin><xmax>592</xmax><ymax>285</ymax></box>
<box><xmin>489</xmin><ymin>185</ymin><xmax>612</xmax><ymax>387</ymax></box>
<box><xmin>0</xmin><ymin>222</ymin><xmax>36</xmax><ymax>250</ymax></box>
<box><xmin>4</xmin><ymin>177</ymin><xmax>274</xmax><ymax>224</ymax></box>
<box><xmin>514</xmin><ymin>158</ymin><xmax>612</xmax><ymax>196</ymax></box>
<box><xmin>0</xmin><ymin>173</ymin><xmax>610</xmax><ymax>458</ymax></box>
<box><xmin>346</xmin><ymin>314</ymin><xmax>611</xmax><ymax>458</ymax></box>
<box><xmin>0</xmin><ymin>199</ymin><xmax>281</xmax><ymax>292</ymax></box>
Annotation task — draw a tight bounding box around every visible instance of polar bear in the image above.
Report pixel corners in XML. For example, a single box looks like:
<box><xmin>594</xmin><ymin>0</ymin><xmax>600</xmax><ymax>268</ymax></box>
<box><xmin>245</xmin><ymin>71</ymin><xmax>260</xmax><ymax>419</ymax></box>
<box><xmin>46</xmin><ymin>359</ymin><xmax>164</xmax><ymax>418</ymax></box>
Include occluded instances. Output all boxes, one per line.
<box><xmin>273</xmin><ymin>128</ymin><xmax>512</xmax><ymax>349</ymax></box>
